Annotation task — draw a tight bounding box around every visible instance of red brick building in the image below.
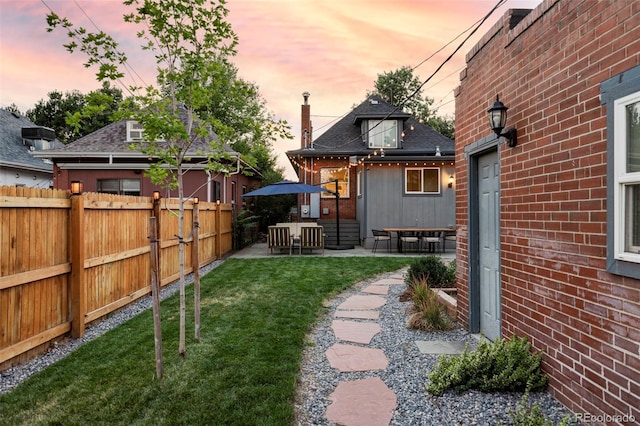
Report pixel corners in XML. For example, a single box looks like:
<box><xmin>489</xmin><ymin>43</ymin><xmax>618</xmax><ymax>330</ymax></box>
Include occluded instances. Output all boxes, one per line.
<box><xmin>455</xmin><ymin>0</ymin><xmax>639</xmax><ymax>422</ymax></box>
<box><xmin>34</xmin><ymin>119</ymin><xmax>260</xmax><ymax>211</ymax></box>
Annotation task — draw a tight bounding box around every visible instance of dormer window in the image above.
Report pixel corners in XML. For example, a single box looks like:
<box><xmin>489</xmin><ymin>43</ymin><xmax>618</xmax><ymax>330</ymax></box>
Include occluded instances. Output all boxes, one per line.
<box><xmin>368</xmin><ymin>120</ymin><xmax>398</xmax><ymax>149</ymax></box>
<box><xmin>126</xmin><ymin>121</ymin><xmax>144</xmax><ymax>142</ymax></box>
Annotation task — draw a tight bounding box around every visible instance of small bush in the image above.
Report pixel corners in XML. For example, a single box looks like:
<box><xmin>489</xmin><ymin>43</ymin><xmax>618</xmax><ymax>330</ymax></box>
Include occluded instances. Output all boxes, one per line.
<box><xmin>444</xmin><ymin>259</ymin><xmax>456</xmax><ymax>285</ymax></box>
<box><xmin>509</xmin><ymin>392</ymin><xmax>573</xmax><ymax>426</ymax></box>
<box><xmin>406</xmin><ymin>256</ymin><xmax>455</xmax><ymax>288</ymax></box>
<box><xmin>406</xmin><ymin>277</ymin><xmax>454</xmax><ymax>331</ymax></box>
<box><xmin>426</xmin><ymin>336</ymin><xmax>548</xmax><ymax>396</ymax></box>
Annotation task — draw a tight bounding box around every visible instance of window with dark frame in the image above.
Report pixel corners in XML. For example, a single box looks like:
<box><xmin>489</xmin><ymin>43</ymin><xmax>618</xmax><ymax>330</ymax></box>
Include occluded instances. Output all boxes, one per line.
<box><xmin>97</xmin><ymin>178</ymin><xmax>141</xmax><ymax>196</ymax></box>
<box><xmin>405</xmin><ymin>168</ymin><xmax>440</xmax><ymax>194</ymax></box>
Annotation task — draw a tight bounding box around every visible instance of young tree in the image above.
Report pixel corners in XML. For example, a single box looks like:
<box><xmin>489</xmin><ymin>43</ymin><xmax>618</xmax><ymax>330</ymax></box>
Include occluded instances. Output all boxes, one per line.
<box><xmin>369</xmin><ymin>66</ymin><xmax>455</xmax><ymax>140</ymax></box>
<box><xmin>46</xmin><ymin>0</ymin><xmax>242</xmax><ymax>358</ymax></box>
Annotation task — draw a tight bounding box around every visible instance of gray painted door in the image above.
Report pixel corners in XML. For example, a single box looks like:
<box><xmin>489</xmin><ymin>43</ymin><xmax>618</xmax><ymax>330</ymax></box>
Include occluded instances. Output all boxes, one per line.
<box><xmin>478</xmin><ymin>151</ymin><xmax>501</xmax><ymax>340</ymax></box>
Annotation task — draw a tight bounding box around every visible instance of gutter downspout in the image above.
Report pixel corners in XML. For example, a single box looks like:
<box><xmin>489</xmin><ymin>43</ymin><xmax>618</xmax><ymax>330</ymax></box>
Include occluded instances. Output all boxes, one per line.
<box><xmin>205</xmin><ymin>170</ymin><xmax>212</xmax><ymax>202</ymax></box>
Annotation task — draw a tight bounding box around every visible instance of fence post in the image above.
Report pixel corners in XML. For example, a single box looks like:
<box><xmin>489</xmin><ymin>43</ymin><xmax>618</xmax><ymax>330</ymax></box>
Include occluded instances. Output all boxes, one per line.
<box><xmin>215</xmin><ymin>201</ymin><xmax>222</xmax><ymax>259</ymax></box>
<box><xmin>149</xmin><ymin>216</ymin><xmax>163</xmax><ymax>379</ymax></box>
<box><xmin>70</xmin><ymin>193</ymin><xmax>85</xmax><ymax>338</ymax></box>
<box><xmin>153</xmin><ymin>193</ymin><xmax>162</xmax><ymax>279</ymax></box>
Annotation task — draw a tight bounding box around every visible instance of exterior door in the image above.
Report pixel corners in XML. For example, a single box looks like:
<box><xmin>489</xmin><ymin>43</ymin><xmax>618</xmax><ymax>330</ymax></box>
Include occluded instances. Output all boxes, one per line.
<box><xmin>478</xmin><ymin>150</ymin><xmax>501</xmax><ymax>340</ymax></box>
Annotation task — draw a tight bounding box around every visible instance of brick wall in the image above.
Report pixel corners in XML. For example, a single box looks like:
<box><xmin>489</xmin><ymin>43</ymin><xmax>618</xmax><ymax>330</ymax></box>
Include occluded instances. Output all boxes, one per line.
<box><xmin>455</xmin><ymin>0</ymin><xmax>639</xmax><ymax>421</ymax></box>
<box><xmin>298</xmin><ymin>157</ymin><xmax>357</xmax><ymax>220</ymax></box>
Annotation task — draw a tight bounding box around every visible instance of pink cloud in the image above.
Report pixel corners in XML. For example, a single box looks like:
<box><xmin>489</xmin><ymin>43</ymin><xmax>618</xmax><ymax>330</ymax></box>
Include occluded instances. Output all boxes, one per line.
<box><xmin>1</xmin><ymin>0</ymin><xmax>542</xmax><ymax>177</ymax></box>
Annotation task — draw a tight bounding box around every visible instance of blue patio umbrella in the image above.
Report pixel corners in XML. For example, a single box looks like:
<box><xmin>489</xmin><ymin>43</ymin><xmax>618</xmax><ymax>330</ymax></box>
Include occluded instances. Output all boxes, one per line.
<box><xmin>244</xmin><ymin>179</ymin><xmax>352</xmax><ymax>250</ymax></box>
<box><xmin>242</xmin><ymin>180</ymin><xmax>327</xmax><ymax>197</ymax></box>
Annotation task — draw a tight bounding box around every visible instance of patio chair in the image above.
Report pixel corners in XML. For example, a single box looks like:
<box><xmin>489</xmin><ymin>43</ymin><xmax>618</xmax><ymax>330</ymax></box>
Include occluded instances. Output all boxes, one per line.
<box><xmin>443</xmin><ymin>229</ymin><xmax>456</xmax><ymax>251</ymax></box>
<box><xmin>421</xmin><ymin>231</ymin><xmax>443</xmax><ymax>253</ymax></box>
<box><xmin>398</xmin><ymin>230</ymin><xmax>420</xmax><ymax>253</ymax></box>
<box><xmin>268</xmin><ymin>225</ymin><xmax>292</xmax><ymax>254</ymax></box>
<box><xmin>299</xmin><ymin>226</ymin><xmax>324</xmax><ymax>255</ymax></box>
<box><xmin>371</xmin><ymin>229</ymin><xmax>391</xmax><ymax>253</ymax></box>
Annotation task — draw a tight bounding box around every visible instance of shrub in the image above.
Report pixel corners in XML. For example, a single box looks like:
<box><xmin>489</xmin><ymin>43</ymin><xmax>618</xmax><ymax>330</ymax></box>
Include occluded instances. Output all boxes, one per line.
<box><xmin>406</xmin><ymin>256</ymin><xmax>455</xmax><ymax>288</ymax></box>
<box><xmin>509</xmin><ymin>392</ymin><xmax>573</xmax><ymax>426</ymax></box>
<box><xmin>444</xmin><ymin>259</ymin><xmax>456</xmax><ymax>285</ymax></box>
<box><xmin>233</xmin><ymin>210</ymin><xmax>260</xmax><ymax>250</ymax></box>
<box><xmin>426</xmin><ymin>336</ymin><xmax>548</xmax><ymax>396</ymax></box>
<box><xmin>407</xmin><ymin>277</ymin><xmax>454</xmax><ymax>331</ymax></box>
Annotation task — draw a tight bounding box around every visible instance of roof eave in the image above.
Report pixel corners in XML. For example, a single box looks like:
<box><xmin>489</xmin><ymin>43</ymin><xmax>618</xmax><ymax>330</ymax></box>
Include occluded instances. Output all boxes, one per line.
<box><xmin>0</xmin><ymin>160</ymin><xmax>53</xmax><ymax>173</ymax></box>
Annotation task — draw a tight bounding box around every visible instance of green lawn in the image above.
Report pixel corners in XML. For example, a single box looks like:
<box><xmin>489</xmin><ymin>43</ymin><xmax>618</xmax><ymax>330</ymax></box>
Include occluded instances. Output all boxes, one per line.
<box><xmin>0</xmin><ymin>257</ymin><xmax>411</xmax><ymax>425</ymax></box>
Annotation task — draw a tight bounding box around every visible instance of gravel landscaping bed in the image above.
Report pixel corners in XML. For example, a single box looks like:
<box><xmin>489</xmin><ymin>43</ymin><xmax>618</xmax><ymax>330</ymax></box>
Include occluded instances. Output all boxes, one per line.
<box><xmin>294</xmin><ymin>268</ymin><xmax>576</xmax><ymax>425</ymax></box>
<box><xmin>0</xmin><ymin>260</ymin><xmax>223</xmax><ymax>395</ymax></box>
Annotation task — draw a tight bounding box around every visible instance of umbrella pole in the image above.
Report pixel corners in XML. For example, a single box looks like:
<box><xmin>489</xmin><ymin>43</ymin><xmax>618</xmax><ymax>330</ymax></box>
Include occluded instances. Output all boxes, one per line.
<box><xmin>335</xmin><ymin>186</ymin><xmax>340</xmax><ymax>246</ymax></box>
<box><xmin>325</xmin><ymin>179</ymin><xmax>354</xmax><ymax>250</ymax></box>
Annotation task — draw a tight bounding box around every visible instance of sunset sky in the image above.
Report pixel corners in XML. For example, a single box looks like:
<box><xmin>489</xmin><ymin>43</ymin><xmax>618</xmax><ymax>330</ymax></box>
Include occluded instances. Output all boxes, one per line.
<box><xmin>0</xmin><ymin>0</ymin><xmax>540</xmax><ymax>177</ymax></box>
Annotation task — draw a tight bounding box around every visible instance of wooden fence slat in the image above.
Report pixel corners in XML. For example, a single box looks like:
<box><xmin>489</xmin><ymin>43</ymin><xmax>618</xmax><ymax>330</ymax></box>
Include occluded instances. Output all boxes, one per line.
<box><xmin>0</xmin><ymin>263</ymin><xmax>72</xmax><ymax>290</ymax></box>
<box><xmin>0</xmin><ymin>322</ymin><xmax>71</xmax><ymax>365</ymax></box>
<box><xmin>0</xmin><ymin>186</ymin><xmax>233</xmax><ymax>370</ymax></box>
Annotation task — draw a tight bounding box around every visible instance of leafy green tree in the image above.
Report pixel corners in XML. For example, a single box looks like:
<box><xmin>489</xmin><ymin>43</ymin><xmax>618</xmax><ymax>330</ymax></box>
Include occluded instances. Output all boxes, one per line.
<box><xmin>65</xmin><ymin>83</ymin><xmax>124</xmax><ymax>139</ymax></box>
<box><xmin>27</xmin><ymin>90</ymin><xmax>85</xmax><ymax>143</ymax></box>
<box><xmin>46</xmin><ymin>0</ymin><xmax>283</xmax><ymax>360</ymax></box>
<box><xmin>26</xmin><ymin>83</ymin><xmax>123</xmax><ymax>143</ymax></box>
<box><xmin>193</xmin><ymin>59</ymin><xmax>291</xmax><ymax>178</ymax></box>
<box><xmin>369</xmin><ymin>66</ymin><xmax>455</xmax><ymax>139</ymax></box>
<box><xmin>4</xmin><ymin>104</ymin><xmax>23</xmax><ymax>116</ymax></box>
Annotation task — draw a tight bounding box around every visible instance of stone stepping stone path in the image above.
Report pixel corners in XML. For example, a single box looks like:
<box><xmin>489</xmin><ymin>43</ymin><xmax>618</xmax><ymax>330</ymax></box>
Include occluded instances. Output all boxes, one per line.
<box><xmin>325</xmin><ymin>343</ymin><xmax>388</xmax><ymax>372</ymax></box>
<box><xmin>331</xmin><ymin>320</ymin><xmax>381</xmax><ymax>344</ymax></box>
<box><xmin>324</xmin><ymin>275</ymin><xmax>401</xmax><ymax>425</ymax></box>
<box><xmin>362</xmin><ymin>284</ymin><xmax>389</xmax><ymax>295</ymax></box>
<box><xmin>336</xmin><ymin>294</ymin><xmax>386</xmax><ymax>310</ymax></box>
<box><xmin>416</xmin><ymin>340</ymin><xmax>467</xmax><ymax>355</ymax></box>
<box><xmin>325</xmin><ymin>377</ymin><xmax>397</xmax><ymax>426</ymax></box>
<box><xmin>334</xmin><ymin>309</ymin><xmax>380</xmax><ymax>320</ymax></box>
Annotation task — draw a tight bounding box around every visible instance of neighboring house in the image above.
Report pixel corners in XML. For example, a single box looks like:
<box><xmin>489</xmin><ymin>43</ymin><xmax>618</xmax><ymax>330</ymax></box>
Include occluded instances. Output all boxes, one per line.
<box><xmin>0</xmin><ymin>109</ymin><xmax>62</xmax><ymax>188</ymax></box>
<box><xmin>455</xmin><ymin>0</ymin><xmax>639</xmax><ymax>421</ymax></box>
<box><xmin>287</xmin><ymin>93</ymin><xmax>455</xmax><ymax>247</ymax></box>
<box><xmin>33</xmin><ymin>118</ymin><xmax>260</xmax><ymax>209</ymax></box>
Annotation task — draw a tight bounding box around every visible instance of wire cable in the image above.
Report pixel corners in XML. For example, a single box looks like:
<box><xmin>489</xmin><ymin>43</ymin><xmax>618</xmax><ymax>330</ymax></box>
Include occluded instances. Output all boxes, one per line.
<box><xmin>302</xmin><ymin>0</ymin><xmax>507</xmax><ymax>152</ymax></box>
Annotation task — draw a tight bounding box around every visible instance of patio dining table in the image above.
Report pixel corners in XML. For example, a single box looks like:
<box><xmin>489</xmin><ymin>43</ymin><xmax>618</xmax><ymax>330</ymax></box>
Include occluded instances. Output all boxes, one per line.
<box><xmin>382</xmin><ymin>227</ymin><xmax>452</xmax><ymax>253</ymax></box>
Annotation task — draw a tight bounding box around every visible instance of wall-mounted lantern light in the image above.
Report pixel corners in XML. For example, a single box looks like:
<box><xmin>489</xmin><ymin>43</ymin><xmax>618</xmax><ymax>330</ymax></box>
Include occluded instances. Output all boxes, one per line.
<box><xmin>152</xmin><ymin>191</ymin><xmax>161</xmax><ymax>201</ymax></box>
<box><xmin>70</xmin><ymin>181</ymin><xmax>83</xmax><ymax>195</ymax></box>
<box><xmin>488</xmin><ymin>95</ymin><xmax>517</xmax><ymax>147</ymax></box>
<box><xmin>193</xmin><ymin>197</ymin><xmax>199</xmax><ymax>205</ymax></box>
<box><xmin>448</xmin><ymin>175</ymin><xmax>455</xmax><ymax>188</ymax></box>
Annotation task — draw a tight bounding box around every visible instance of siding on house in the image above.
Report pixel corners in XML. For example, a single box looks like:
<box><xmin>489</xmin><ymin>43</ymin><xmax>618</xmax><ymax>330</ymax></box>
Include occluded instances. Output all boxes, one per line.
<box><xmin>288</xmin><ymin>94</ymin><xmax>455</xmax><ymax>247</ymax></box>
<box><xmin>455</xmin><ymin>0</ymin><xmax>639</xmax><ymax>421</ymax></box>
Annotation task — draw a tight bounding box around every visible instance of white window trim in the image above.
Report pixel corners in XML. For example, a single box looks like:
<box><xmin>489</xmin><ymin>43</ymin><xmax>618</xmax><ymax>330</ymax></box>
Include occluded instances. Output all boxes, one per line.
<box><xmin>405</xmin><ymin>167</ymin><xmax>441</xmax><ymax>194</ymax></box>
<box><xmin>126</xmin><ymin>120</ymin><xmax>144</xmax><ymax>142</ymax></box>
<box><xmin>613</xmin><ymin>91</ymin><xmax>640</xmax><ymax>263</ymax></box>
<box><xmin>368</xmin><ymin>120</ymin><xmax>398</xmax><ymax>149</ymax></box>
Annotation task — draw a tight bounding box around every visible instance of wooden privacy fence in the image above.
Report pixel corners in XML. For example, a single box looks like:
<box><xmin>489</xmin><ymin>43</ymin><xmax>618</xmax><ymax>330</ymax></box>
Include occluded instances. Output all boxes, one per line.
<box><xmin>0</xmin><ymin>186</ymin><xmax>233</xmax><ymax>370</ymax></box>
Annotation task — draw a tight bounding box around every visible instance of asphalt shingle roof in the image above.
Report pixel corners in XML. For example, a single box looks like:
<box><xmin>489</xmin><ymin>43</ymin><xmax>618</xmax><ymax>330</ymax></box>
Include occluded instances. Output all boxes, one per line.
<box><xmin>288</xmin><ymin>95</ymin><xmax>454</xmax><ymax>157</ymax></box>
<box><xmin>0</xmin><ymin>109</ymin><xmax>60</xmax><ymax>172</ymax></box>
<box><xmin>40</xmin><ymin>119</ymin><xmax>235</xmax><ymax>157</ymax></box>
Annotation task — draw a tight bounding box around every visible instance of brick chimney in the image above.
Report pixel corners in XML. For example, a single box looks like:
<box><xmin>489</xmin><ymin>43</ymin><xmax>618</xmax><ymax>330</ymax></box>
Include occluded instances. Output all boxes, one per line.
<box><xmin>301</xmin><ymin>91</ymin><xmax>312</xmax><ymax>149</ymax></box>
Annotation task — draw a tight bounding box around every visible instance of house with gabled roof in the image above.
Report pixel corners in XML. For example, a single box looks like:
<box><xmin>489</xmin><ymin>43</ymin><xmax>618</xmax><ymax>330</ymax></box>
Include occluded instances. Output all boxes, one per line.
<box><xmin>287</xmin><ymin>93</ymin><xmax>455</xmax><ymax>248</ymax></box>
<box><xmin>455</xmin><ymin>0</ymin><xmax>639</xmax><ymax>420</ymax></box>
<box><xmin>0</xmin><ymin>109</ymin><xmax>62</xmax><ymax>188</ymax></box>
<box><xmin>33</xmin><ymin>118</ymin><xmax>260</xmax><ymax>209</ymax></box>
